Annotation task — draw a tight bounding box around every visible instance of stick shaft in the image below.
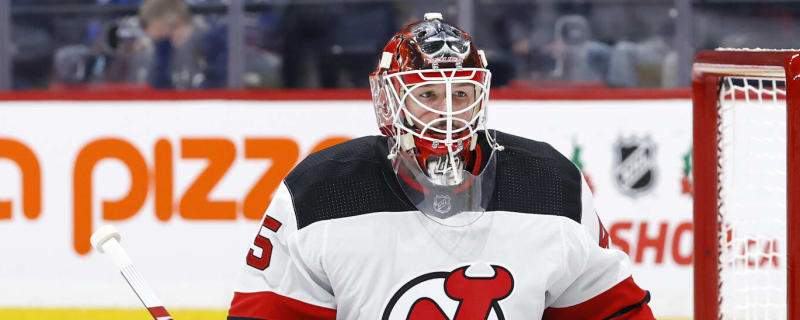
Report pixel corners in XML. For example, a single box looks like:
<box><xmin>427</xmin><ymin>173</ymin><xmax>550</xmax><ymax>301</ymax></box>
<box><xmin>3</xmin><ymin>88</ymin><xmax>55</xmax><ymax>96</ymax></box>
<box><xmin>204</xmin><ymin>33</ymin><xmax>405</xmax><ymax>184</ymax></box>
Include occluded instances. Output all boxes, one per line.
<box><xmin>101</xmin><ymin>239</ymin><xmax>173</xmax><ymax>320</ymax></box>
<box><xmin>120</xmin><ymin>264</ymin><xmax>173</xmax><ymax>319</ymax></box>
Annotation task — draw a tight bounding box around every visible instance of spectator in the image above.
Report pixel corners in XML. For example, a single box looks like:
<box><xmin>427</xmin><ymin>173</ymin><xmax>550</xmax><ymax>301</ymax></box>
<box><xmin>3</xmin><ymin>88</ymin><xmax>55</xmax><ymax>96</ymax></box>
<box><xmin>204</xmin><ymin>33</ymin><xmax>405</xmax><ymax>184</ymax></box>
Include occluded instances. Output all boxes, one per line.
<box><xmin>51</xmin><ymin>16</ymin><xmax>148</xmax><ymax>86</ymax></box>
<box><xmin>605</xmin><ymin>8</ymin><xmax>674</xmax><ymax>88</ymax></box>
<box><xmin>138</xmin><ymin>0</ymin><xmax>227</xmax><ymax>89</ymax></box>
<box><xmin>548</xmin><ymin>14</ymin><xmax>610</xmax><ymax>83</ymax></box>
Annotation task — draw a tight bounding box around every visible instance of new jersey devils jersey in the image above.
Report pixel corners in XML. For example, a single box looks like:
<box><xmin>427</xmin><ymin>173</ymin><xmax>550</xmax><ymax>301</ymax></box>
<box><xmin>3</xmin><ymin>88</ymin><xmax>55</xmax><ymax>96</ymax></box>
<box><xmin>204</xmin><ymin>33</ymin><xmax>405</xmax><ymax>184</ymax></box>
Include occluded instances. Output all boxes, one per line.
<box><xmin>228</xmin><ymin>131</ymin><xmax>654</xmax><ymax>320</ymax></box>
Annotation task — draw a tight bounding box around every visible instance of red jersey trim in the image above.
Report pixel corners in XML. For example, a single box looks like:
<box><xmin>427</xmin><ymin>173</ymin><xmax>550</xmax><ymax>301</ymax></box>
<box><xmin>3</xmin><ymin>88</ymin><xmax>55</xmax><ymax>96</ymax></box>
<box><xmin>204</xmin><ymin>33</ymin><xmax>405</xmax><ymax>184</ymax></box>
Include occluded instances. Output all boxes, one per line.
<box><xmin>228</xmin><ymin>291</ymin><xmax>336</xmax><ymax>320</ymax></box>
<box><xmin>542</xmin><ymin>276</ymin><xmax>654</xmax><ymax>320</ymax></box>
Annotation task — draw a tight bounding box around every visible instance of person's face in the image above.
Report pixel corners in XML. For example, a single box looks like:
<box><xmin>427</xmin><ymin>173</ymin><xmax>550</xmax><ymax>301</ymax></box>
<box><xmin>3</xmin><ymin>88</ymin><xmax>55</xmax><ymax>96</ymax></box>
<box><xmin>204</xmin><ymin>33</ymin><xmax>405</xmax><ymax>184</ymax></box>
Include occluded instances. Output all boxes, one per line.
<box><xmin>144</xmin><ymin>13</ymin><xmax>183</xmax><ymax>40</ymax></box>
<box><xmin>404</xmin><ymin>82</ymin><xmax>477</xmax><ymax>132</ymax></box>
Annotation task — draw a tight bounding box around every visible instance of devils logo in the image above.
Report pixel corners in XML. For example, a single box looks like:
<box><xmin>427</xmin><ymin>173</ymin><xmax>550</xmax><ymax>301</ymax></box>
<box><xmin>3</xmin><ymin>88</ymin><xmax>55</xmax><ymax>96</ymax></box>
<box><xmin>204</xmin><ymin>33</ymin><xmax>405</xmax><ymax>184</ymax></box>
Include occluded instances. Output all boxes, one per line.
<box><xmin>382</xmin><ymin>265</ymin><xmax>514</xmax><ymax>320</ymax></box>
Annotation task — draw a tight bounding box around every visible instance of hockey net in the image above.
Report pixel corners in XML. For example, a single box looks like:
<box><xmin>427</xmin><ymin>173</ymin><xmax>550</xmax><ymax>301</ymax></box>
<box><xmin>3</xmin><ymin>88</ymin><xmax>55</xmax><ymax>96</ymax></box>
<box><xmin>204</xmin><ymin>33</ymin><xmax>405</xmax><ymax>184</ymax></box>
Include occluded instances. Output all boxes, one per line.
<box><xmin>692</xmin><ymin>50</ymin><xmax>800</xmax><ymax>320</ymax></box>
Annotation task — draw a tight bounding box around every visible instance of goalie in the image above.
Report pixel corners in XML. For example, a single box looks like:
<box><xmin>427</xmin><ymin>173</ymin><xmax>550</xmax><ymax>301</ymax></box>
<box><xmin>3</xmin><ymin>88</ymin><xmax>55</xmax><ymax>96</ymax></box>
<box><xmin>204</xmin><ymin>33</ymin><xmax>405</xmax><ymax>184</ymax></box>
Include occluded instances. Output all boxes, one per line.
<box><xmin>228</xmin><ymin>13</ymin><xmax>654</xmax><ymax>319</ymax></box>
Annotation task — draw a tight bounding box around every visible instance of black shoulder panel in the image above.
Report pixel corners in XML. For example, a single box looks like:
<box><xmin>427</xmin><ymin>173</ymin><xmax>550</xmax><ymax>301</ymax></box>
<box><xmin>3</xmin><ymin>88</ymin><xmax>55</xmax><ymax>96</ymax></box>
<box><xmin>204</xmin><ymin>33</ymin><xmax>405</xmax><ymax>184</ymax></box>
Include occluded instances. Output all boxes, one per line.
<box><xmin>285</xmin><ymin>136</ymin><xmax>415</xmax><ymax>229</ymax></box>
<box><xmin>487</xmin><ymin>131</ymin><xmax>583</xmax><ymax>223</ymax></box>
<box><xmin>285</xmin><ymin>132</ymin><xmax>583</xmax><ymax>229</ymax></box>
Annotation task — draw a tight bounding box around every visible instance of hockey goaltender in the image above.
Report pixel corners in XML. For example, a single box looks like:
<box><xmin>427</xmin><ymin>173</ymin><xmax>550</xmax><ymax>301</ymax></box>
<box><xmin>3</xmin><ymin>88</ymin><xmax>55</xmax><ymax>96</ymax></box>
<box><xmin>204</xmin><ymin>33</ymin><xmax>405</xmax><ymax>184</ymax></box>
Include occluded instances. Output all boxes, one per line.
<box><xmin>227</xmin><ymin>13</ymin><xmax>655</xmax><ymax>320</ymax></box>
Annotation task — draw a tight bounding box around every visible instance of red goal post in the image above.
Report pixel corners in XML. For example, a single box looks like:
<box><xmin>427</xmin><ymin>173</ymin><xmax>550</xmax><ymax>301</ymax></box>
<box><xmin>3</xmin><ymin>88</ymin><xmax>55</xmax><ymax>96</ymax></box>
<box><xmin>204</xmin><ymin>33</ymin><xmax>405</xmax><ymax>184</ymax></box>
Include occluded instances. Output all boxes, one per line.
<box><xmin>693</xmin><ymin>49</ymin><xmax>800</xmax><ymax>320</ymax></box>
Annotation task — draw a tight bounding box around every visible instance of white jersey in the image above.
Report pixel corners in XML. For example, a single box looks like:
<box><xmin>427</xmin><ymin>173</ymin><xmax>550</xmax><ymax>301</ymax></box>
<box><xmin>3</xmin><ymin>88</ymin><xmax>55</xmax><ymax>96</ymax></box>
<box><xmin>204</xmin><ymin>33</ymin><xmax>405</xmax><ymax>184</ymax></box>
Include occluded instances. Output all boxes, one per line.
<box><xmin>228</xmin><ymin>132</ymin><xmax>653</xmax><ymax>320</ymax></box>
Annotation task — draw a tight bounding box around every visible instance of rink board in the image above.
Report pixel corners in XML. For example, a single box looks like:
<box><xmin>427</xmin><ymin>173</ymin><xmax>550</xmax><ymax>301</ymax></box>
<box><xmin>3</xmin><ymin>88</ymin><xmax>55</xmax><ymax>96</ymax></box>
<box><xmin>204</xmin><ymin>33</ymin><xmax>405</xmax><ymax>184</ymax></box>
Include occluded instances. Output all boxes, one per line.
<box><xmin>0</xmin><ymin>98</ymin><xmax>694</xmax><ymax>317</ymax></box>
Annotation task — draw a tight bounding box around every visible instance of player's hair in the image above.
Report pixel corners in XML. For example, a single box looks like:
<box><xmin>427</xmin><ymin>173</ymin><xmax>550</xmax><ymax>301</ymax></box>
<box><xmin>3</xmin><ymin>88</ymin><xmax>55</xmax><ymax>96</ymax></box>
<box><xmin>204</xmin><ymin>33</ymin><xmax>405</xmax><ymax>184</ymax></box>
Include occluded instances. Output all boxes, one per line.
<box><xmin>138</xmin><ymin>0</ymin><xmax>191</xmax><ymax>30</ymax></box>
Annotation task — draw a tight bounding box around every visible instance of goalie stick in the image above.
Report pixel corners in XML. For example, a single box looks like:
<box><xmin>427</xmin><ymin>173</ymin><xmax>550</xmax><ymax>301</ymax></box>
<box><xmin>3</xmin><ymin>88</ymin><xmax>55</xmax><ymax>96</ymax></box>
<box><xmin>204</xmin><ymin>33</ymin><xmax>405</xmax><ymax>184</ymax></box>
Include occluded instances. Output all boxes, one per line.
<box><xmin>91</xmin><ymin>225</ymin><xmax>174</xmax><ymax>320</ymax></box>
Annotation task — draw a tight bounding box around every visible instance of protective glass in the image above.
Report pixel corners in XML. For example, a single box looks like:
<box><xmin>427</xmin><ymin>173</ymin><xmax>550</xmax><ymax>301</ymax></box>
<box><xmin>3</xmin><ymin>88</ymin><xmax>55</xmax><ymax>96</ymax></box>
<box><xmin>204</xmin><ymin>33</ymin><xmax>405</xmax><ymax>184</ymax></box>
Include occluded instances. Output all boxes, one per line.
<box><xmin>389</xmin><ymin>134</ymin><xmax>498</xmax><ymax>227</ymax></box>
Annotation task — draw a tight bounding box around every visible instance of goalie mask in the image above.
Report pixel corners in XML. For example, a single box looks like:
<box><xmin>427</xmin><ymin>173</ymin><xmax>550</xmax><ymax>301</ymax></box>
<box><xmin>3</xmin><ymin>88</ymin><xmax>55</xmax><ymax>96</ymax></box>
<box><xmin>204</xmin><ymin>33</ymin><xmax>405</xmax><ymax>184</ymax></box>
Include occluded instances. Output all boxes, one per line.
<box><xmin>369</xmin><ymin>13</ymin><xmax>503</xmax><ymax>225</ymax></box>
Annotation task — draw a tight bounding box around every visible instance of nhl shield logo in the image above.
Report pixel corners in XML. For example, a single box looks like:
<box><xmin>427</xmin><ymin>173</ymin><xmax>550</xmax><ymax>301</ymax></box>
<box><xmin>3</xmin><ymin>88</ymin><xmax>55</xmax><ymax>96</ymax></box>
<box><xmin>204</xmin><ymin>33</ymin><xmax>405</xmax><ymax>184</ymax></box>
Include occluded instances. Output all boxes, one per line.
<box><xmin>433</xmin><ymin>194</ymin><xmax>452</xmax><ymax>214</ymax></box>
<box><xmin>613</xmin><ymin>136</ymin><xmax>657</xmax><ymax>197</ymax></box>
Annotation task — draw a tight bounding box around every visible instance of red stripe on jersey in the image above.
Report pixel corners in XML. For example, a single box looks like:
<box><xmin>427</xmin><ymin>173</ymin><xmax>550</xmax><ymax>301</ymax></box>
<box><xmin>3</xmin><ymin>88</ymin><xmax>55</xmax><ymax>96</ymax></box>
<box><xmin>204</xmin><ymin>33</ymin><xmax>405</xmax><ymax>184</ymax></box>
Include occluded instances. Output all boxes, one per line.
<box><xmin>228</xmin><ymin>291</ymin><xmax>336</xmax><ymax>320</ymax></box>
<box><xmin>147</xmin><ymin>306</ymin><xmax>172</xmax><ymax>318</ymax></box>
<box><xmin>542</xmin><ymin>276</ymin><xmax>654</xmax><ymax>320</ymax></box>
<box><xmin>598</xmin><ymin>217</ymin><xmax>610</xmax><ymax>249</ymax></box>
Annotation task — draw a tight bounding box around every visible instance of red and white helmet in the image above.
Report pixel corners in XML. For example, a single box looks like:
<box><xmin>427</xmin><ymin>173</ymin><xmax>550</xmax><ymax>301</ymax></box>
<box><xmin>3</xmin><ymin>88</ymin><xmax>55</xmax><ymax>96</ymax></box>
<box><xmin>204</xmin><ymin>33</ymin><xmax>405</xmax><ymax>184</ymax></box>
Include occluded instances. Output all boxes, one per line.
<box><xmin>369</xmin><ymin>13</ymin><xmax>498</xmax><ymax>185</ymax></box>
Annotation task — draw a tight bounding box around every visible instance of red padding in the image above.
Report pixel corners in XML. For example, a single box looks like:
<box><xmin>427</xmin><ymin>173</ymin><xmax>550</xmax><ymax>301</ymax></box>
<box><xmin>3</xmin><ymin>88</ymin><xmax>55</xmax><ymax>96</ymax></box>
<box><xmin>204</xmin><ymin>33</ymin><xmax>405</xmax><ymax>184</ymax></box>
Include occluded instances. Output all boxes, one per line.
<box><xmin>542</xmin><ymin>276</ymin><xmax>654</xmax><ymax>320</ymax></box>
<box><xmin>0</xmin><ymin>88</ymin><xmax>690</xmax><ymax>101</ymax></box>
<box><xmin>400</xmin><ymin>70</ymin><xmax>486</xmax><ymax>84</ymax></box>
<box><xmin>0</xmin><ymin>89</ymin><xmax>370</xmax><ymax>101</ymax></box>
<box><xmin>228</xmin><ymin>291</ymin><xmax>336</xmax><ymax>320</ymax></box>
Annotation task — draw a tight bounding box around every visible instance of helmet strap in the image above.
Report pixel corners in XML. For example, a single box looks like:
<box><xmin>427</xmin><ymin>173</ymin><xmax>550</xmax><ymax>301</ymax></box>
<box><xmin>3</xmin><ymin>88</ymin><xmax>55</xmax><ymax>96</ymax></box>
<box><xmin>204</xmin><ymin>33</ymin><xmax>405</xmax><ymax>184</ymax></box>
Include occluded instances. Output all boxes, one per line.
<box><xmin>469</xmin><ymin>132</ymin><xmax>478</xmax><ymax>151</ymax></box>
<box><xmin>399</xmin><ymin>133</ymin><xmax>415</xmax><ymax>151</ymax></box>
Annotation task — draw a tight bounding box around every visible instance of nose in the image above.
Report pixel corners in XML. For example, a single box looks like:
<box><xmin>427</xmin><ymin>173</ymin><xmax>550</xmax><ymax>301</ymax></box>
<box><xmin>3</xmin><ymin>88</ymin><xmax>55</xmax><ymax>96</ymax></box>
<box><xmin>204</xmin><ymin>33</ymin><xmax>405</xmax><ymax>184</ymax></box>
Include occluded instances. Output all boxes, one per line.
<box><xmin>430</xmin><ymin>97</ymin><xmax>448</xmax><ymax>112</ymax></box>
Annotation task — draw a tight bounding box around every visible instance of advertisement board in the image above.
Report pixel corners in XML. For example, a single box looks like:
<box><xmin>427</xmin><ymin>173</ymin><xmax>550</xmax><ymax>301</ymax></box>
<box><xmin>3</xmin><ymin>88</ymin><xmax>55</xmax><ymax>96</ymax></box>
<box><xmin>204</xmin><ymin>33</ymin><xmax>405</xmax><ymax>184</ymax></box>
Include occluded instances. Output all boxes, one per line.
<box><xmin>0</xmin><ymin>96</ymin><xmax>692</xmax><ymax>317</ymax></box>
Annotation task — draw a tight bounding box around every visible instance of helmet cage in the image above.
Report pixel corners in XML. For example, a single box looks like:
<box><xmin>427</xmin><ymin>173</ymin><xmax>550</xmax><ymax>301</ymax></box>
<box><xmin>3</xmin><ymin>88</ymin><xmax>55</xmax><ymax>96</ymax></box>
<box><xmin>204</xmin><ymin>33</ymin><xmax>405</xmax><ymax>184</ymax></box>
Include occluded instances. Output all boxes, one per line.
<box><xmin>373</xmin><ymin>67</ymin><xmax>492</xmax><ymax>174</ymax></box>
<box><xmin>394</xmin><ymin>69</ymin><xmax>488</xmax><ymax>138</ymax></box>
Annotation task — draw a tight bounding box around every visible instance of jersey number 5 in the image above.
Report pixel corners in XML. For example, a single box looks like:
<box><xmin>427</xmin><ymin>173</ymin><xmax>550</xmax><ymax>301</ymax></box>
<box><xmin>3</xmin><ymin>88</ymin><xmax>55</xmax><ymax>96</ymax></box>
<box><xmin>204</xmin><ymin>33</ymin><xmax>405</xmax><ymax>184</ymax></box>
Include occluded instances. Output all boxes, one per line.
<box><xmin>246</xmin><ymin>215</ymin><xmax>282</xmax><ymax>270</ymax></box>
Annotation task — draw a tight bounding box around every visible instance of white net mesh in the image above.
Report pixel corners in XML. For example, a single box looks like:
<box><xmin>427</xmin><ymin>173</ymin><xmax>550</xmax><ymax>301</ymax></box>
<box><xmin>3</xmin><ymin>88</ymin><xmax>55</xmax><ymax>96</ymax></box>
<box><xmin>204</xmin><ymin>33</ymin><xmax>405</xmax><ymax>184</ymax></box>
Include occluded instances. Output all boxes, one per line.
<box><xmin>717</xmin><ymin>76</ymin><xmax>788</xmax><ymax>319</ymax></box>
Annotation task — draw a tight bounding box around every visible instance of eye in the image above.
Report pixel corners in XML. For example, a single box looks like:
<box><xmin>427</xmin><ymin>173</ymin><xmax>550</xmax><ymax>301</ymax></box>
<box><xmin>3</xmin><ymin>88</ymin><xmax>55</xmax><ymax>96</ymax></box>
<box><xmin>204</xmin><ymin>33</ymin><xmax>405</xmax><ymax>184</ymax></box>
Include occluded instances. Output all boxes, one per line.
<box><xmin>419</xmin><ymin>91</ymin><xmax>434</xmax><ymax>99</ymax></box>
<box><xmin>454</xmin><ymin>90</ymin><xmax>468</xmax><ymax>98</ymax></box>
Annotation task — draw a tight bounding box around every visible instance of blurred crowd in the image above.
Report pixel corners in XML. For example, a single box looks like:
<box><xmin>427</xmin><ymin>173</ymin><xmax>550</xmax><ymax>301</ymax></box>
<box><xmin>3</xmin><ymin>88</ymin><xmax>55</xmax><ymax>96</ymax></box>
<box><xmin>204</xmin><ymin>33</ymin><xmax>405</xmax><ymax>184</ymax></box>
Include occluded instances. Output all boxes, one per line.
<box><xmin>7</xmin><ymin>0</ymin><xmax>800</xmax><ymax>90</ymax></box>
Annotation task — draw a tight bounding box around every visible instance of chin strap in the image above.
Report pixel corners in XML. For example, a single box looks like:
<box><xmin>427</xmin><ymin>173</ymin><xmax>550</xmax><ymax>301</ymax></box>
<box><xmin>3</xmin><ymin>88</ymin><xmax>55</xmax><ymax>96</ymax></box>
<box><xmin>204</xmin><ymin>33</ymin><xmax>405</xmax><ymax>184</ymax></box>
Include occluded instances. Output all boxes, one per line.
<box><xmin>484</xmin><ymin>127</ymin><xmax>505</xmax><ymax>152</ymax></box>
